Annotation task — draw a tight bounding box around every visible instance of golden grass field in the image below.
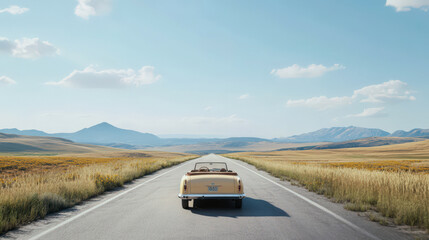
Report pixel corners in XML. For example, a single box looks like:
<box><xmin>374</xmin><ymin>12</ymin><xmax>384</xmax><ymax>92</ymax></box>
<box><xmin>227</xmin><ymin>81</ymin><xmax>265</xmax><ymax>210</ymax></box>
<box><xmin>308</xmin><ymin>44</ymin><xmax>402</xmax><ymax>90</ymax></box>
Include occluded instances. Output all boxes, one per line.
<box><xmin>225</xmin><ymin>140</ymin><xmax>429</xmax><ymax>231</ymax></box>
<box><xmin>0</xmin><ymin>151</ymin><xmax>197</xmax><ymax>234</ymax></box>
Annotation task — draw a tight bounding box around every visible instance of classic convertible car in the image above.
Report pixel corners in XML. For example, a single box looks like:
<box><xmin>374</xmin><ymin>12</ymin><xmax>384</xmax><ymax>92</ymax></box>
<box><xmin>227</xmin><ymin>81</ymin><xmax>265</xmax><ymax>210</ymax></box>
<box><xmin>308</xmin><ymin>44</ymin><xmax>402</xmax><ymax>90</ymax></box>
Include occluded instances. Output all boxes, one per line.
<box><xmin>178</xmin><ymin>162</ymin><xmax>245</xmax><ymax>209</ymax></box>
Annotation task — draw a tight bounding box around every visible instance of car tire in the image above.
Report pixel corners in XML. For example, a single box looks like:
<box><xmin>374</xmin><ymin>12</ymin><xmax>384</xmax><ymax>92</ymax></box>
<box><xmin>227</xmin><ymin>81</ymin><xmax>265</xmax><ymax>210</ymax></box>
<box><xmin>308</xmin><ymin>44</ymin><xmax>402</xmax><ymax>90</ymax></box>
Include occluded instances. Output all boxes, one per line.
<box><xmin>235</xmin><ymin>199</ymin><xmax>242</xmax><ymax>209</ymax></box>
<box><xmin>182</xmin><ymin>199</ymin><xmax>189</xmax><ymax>209</ymax></box>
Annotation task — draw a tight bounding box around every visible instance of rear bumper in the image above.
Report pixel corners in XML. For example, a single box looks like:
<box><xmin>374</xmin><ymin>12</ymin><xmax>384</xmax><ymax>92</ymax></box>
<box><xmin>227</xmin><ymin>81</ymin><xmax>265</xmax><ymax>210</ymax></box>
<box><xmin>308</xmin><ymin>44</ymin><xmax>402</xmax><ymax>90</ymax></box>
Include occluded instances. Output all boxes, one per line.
<box><xmin>178</xmin><ymin>193</ymin><xmax>245</xmax><ymax>200</ymax></box>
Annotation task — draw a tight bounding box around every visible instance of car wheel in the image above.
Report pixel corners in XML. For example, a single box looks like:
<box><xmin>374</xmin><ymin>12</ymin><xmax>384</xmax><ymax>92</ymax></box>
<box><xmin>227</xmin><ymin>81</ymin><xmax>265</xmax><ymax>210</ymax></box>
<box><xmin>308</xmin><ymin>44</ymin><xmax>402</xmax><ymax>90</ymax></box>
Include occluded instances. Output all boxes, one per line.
<box><xmin>182</xmin><ymin>199</ymin><xmax>189</xmax><ymax>209</ymax></box>
<box><xmin>235</xmin><ymin>199</ymin><xmax>242</xmax><ymax>209</ymax></box>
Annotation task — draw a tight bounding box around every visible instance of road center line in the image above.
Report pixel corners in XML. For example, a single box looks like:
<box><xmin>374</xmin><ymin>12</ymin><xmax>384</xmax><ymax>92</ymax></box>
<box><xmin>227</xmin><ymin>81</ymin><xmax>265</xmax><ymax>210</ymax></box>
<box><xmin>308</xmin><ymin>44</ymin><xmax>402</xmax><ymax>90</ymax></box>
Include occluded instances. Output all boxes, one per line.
<box><xmin>224</xmin><ymin>156</ymin><xmax>381</xmax><ymax>240</ymax></box>
<box><xmin>28</xmin><ymin>160</ymin><xmax>194</xmax><ymax>240</ymax></box>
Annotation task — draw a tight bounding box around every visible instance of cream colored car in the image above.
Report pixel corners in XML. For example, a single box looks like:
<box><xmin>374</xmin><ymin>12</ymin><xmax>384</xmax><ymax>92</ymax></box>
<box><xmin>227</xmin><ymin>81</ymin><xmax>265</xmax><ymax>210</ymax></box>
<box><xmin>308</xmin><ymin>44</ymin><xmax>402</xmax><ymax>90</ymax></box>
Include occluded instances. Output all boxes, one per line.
<box><xmin>178</xmin><ymin>162</ymin><xmax>245</xmax><ymax>209</ymax></box>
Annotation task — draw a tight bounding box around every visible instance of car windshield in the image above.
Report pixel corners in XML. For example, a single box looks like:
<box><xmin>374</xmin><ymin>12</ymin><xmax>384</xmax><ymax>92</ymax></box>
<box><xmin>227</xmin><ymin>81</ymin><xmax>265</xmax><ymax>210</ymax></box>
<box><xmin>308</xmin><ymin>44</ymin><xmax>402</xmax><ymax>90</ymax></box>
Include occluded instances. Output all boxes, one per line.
<box><xmin>194</xmin><ymin>162</ymin><xmax>228</xmax><ymax>172</ymax></box>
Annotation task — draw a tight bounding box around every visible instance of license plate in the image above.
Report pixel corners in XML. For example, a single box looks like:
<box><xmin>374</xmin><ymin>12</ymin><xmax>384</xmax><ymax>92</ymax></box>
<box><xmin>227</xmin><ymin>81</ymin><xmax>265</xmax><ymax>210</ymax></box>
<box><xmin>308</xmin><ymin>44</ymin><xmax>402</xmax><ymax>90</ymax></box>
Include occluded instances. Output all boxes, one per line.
<box><xmin>208</xmin><ymin>186</ymin><xmax>218</xmax><ymax>192</ymax></box>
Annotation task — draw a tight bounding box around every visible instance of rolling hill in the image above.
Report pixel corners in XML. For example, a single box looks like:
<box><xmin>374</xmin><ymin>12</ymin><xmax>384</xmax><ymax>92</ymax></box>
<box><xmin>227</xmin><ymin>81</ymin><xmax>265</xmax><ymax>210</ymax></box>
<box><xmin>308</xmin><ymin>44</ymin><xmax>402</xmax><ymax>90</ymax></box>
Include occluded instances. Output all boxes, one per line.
<box><xmin>276</xmin><ymin>136</ymin><xmax>426</xmax><ymax>151</ymax></box>
<box><xmin>143</xmin><ymin>141</ymin><xmax>323</xmax><ymax>155</ymax></box>
<box><xmin>0</xmin><ymin>133</ymin><xmax>118</xmax><ymax>154</ymax></box>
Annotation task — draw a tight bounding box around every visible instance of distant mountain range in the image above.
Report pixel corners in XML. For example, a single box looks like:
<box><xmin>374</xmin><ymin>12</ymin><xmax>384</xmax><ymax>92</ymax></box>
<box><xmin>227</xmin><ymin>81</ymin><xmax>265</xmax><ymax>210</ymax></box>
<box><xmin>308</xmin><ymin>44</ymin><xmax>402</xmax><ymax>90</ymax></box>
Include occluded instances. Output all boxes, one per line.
<box><xmin>273</xmin><ymin>126</ymin><xmax>429</xmax><ymax>143</ymax></box>
<box><xmin>1</xmin><ymin>123</ymin><xmax>428</xmax><ymax>150</ymax></box>
<box><xmin>274</xmin><ymin>126</ymin><xmax>389</xmax><ymax>143</ymax></box>
<box><xmin>0</xmin><ymin>123</ymin><xmax>272</xmax><ymax>148</ymax></box>
<box><xmin>390</xmin><ymin>128</ymin><xmax>429</xmax><ymax>138</ymax></box>
<box><xmin>0</xmin><ymin>122</ymin><xmax>160</xmax><ymax>146</ymax></box>
<box><xmin>276</xmin><ymin>137</ymin><xmax>425</xmax><ymax>151</ymax></box>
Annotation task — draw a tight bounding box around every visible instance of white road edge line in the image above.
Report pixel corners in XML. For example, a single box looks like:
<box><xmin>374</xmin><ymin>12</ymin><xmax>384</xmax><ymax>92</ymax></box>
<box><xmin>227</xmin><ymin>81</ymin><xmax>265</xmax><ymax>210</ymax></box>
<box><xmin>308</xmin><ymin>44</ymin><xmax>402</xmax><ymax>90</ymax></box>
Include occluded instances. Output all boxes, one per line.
<box><xmin>225</xmin><ymin>156</ymin><xmax>381</xmax><ymax>240</ymax></box>
<box><xmin>28</xmin><ymin>161</ymin><xmax>194</xmax><ymax>240</ymax></box>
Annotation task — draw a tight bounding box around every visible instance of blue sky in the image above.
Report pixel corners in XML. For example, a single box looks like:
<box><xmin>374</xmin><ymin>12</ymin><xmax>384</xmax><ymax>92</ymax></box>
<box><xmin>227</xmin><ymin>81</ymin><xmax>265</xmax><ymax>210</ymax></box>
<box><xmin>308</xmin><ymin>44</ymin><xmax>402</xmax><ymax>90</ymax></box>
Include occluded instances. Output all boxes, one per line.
<box><xmin>0</xmin><ymin>0</ymin><xmax>428</xmax><ymax>138</ymax></box>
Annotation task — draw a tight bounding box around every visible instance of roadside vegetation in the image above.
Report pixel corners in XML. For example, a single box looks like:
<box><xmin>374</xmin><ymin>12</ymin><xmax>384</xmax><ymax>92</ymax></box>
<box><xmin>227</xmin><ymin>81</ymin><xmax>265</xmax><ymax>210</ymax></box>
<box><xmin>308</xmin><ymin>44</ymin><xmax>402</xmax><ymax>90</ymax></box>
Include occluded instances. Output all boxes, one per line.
<box><xmin>0</xmin><ymin>151</ymin><xmax>197</xmax><ymax>234</ymax></box>
<box><xmin>225</xmin><ymin>140</ymin><xmax>429</xmax><ymax>231</ymax></box>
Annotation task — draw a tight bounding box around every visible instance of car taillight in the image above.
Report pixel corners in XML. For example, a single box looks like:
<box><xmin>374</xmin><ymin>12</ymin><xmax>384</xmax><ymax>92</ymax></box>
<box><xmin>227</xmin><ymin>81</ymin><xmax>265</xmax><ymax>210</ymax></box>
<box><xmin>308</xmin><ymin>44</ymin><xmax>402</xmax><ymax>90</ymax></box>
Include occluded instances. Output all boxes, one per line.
<box><xmin>184</xmin><ymin>180</ymin><xmax>187</xmax><ymax>191</ymax></box>
<box><xmin>238</xmin><ymin>180</ymin><xmax>241</xmax><ymax>191</ymax></box>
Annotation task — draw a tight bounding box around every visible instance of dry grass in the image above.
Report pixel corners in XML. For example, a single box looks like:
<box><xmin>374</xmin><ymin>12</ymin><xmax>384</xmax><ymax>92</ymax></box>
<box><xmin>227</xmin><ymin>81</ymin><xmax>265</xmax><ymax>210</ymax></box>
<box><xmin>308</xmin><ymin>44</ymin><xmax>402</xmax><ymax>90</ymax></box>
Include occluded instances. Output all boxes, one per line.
<box><xmin>225</xmin><ymin>140</ymin><xmax>429</xmax><ymax>231</ymax></box>
<box><xmin>0</xmin><ymin>151</ymin><xmax>197</xmax><ymax>234</ymax></box>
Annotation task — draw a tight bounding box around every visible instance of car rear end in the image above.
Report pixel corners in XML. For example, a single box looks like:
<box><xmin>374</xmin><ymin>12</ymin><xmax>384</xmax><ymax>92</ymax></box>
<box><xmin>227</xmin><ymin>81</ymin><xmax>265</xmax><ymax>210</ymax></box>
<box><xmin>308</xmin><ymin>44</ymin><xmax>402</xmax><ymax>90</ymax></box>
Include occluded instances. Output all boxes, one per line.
<box><xmin>179</xmin><ymin>173</ymin><xmax>244</xmax><ymax>208</ymax></box>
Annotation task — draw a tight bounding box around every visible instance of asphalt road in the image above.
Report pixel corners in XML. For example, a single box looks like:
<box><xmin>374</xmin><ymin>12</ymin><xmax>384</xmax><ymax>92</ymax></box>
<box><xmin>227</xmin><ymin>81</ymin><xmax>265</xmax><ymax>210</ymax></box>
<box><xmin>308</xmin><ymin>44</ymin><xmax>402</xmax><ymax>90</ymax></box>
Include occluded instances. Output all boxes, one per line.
<box><xmin>2</xmin><ymin>154</ymin><xmax>417</xmax><ymax>240</ymax></box>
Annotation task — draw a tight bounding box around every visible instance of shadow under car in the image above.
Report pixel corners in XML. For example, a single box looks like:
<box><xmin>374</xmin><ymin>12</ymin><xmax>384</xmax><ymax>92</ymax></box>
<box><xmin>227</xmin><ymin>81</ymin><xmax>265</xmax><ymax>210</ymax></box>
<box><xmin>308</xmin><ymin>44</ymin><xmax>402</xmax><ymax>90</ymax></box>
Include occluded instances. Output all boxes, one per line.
<box><xmin>189</xmin><ymin>197</ymin><xmax>290</xmax><ymax>218</ymax></box>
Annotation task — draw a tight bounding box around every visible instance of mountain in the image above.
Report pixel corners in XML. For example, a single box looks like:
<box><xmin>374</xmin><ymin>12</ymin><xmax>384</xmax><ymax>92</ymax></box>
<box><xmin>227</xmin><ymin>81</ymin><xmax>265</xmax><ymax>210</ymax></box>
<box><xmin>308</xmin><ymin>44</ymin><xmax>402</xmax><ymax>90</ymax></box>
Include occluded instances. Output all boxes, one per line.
<box><xmin>0</xmin><ymin>133</ymin><xmax>116</xmax><ymax>154</ymax></box>
<box><xmin>276</xmin><ymin>137</ymin><xmax>425</xmax><ymax>151</ymax></box>
<box><xmin>0</xmin><ymin>128</ymin><xmax>50</xmax><ymax>137</ymax></box>
<box><xmin>54</xmin><ymin>122</ymin><xmax>161</xmax><ymax>146</ymax></box>
<box><xmin>0</xmin><ymin>122</ymin><xmax>161</xmax><ymax>147</ymax></box>
<box><xmin>274</xmin><ymin>126</ymin><xmax>390</xmax><ymax>143</ymax></box>
<box><xmin>390</xmin><ymin>128</ymin><xmax>429</xmax><ymax>138</ymax></box>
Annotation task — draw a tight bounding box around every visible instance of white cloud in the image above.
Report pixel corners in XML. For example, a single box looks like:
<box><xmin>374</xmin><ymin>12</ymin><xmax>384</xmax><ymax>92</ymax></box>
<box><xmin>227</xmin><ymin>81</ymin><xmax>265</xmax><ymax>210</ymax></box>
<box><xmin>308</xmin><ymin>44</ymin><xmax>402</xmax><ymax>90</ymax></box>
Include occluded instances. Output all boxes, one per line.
<box><xmin>0</xmin><ymin>37</ymin><xmax>59</xmax><ymax>59</ymax></box>
<box><xmin>287</xmin><ymin>80</ymin><xmax>415</xmax><ymax>111</ymax></box>
<box><xmin>386</xmin><ymin>0</ymin><xmax>429</xmax><ymax>11</ymax></box>
<box><xmin>0</xmin><ymin>76</ymin><xmax>16</xmax><ymax>85</ymax></box>
<box><xmin>238</xmin><ymin>94</ymin><xmax>249</xmax><ymax>100</ymax></box>
<box><xmin>47</xmin><ymin>65</ymin><xmax>161</xmax><ymax>88</ymax></box>
<box><xmin>271</xmin><ymin>64</ymin><xmax>345</xmax><ymax>79</ymax></box>
<box><xmin>75</xmin><ymin>0</ymin><xmax>112</xmax><ymax>19</ymax></box>
<box><xmin>0</xmin><ymin>6</ymin><xmax>29</xmax><ymax>15</ymax></box>
<box><xmin>286</xmin><ymin>96</ymin><xmax>353</xmax><ymax>110</ymax></box>
<box><xmin>204</xmin><ymin>106</ymin><xmax>213</xmax><ymax>111</ymax></box>
<box><xmin>352</xmin><ymin>80</ymin><xmax>415</xmax><ymax>103</ymax></box>
<box><xmin>348</xmin><ymin>107</ymin><xmax>387</xmax><ymax>118</ymax></box>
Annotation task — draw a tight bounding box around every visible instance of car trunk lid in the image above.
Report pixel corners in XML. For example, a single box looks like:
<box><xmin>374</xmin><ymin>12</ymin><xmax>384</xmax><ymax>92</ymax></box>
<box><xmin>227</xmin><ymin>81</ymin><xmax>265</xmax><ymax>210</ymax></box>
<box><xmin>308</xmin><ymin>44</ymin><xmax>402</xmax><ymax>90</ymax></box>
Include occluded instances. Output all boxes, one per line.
<box><xmin>189</xmin><ymin>174</ymin><xmax>235</xmax><ymax>194</ymax></box>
